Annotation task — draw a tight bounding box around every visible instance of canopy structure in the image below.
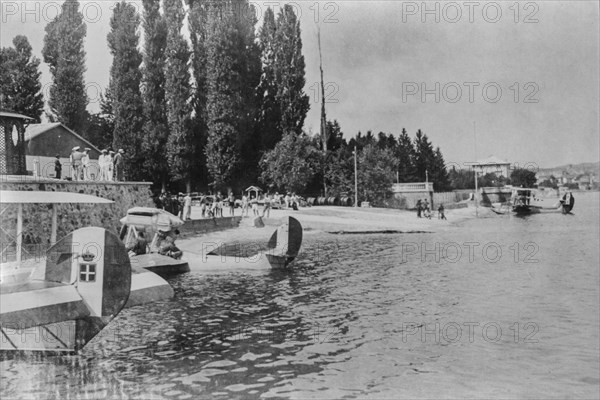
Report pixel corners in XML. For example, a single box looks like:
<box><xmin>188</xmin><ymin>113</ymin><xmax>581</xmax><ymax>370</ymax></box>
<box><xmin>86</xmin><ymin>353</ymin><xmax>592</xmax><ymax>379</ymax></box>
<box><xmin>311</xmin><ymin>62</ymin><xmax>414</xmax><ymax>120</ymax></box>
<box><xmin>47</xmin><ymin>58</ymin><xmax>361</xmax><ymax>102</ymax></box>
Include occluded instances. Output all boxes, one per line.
<box><xmin>0</xmin><ymin>190</ymin><xmax>114</xmax><ymax>262</ymax></box>
<box><xmin>0</xmin><ymin>190</ymin><xmax>114</xmax><ymax>204</ymax></box>
<box><xmin>245</xmin><ymin>186</ymin><xmax>263</xmax><ymax>200</ymax></box>
<box><xmin>120</xmin><ymin>207</ymin><xmax>183</xmax><ymax>231</ymax></box>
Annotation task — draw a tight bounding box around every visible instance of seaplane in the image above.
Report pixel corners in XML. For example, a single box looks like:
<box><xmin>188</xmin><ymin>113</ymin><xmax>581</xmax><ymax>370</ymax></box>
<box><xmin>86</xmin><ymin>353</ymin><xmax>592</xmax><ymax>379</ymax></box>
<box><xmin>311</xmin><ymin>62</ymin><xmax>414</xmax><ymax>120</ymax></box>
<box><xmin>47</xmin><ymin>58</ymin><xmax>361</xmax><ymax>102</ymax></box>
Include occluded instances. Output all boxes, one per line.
<box><xmin>0</xmin><ymin>191</ymin><xmax>172</xmax><ymax>353</ymax></box>
<box><xmin>184</xmin><ymin>216</ymin><xmax>304</xmax><ymax>271</ymax></box>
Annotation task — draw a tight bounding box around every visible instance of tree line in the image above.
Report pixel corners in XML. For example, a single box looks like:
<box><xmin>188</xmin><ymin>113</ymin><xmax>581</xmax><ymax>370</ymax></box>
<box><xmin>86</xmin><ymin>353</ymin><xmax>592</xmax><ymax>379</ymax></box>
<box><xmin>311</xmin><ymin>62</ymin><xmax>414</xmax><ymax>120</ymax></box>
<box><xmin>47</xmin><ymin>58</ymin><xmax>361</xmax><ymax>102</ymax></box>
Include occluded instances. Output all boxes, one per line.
<box><xmin>260</xmin><ymin>124</ymin><xmax>452</xmax><ymax>205</ymax></box>
<box><xmin>1</xmin><ymin>0</ymin><xmax>461</xmax><ymax>201</ymax></box>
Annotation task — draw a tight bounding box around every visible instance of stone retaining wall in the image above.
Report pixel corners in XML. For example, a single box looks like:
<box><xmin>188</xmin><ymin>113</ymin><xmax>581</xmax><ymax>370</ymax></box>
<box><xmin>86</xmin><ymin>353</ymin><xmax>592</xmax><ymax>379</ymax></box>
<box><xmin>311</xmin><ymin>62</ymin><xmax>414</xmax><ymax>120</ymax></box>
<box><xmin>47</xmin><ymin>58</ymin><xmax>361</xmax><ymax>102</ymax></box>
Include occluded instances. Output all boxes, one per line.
<box><xmin>179</xmin><ymin>216</ymin><xmax>242</xmax><ymax>237</ymax></box>
<box><xmin>1</xmin><ymin>179</ymin><xmax>153</xmax><ymax>254</ymax></box>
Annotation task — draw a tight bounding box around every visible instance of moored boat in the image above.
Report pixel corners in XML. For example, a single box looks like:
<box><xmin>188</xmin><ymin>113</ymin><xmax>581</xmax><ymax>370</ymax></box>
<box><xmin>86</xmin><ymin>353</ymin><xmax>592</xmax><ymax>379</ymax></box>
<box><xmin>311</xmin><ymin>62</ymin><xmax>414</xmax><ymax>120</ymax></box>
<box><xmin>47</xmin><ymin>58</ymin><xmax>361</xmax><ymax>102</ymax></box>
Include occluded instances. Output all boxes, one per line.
<box><xmin>510</xmin><ymin>188</ymin><xmax>574</xmax><ymax>214</ymax></box>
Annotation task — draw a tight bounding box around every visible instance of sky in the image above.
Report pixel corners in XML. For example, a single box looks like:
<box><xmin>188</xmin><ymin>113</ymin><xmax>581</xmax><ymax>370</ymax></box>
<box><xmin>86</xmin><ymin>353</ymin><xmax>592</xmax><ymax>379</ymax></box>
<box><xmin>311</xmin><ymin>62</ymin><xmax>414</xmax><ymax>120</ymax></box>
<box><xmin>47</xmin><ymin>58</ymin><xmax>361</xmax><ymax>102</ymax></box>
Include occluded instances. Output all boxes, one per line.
<box><xmin>1</xmin><ymin>0</ymin><xmax>599</xmax><ymax>169</ymax></box>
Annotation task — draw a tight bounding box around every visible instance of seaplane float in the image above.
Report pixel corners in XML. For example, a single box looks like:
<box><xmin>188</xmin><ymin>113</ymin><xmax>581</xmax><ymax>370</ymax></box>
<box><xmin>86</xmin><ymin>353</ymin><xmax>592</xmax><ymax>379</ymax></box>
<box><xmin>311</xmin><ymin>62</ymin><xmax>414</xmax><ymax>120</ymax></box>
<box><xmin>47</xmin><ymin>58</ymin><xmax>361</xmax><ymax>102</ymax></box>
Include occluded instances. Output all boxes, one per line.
<box><xmin>120</xmin><ymin>207</ymin><xmax>304</xmax><ymax>272</ymax></box>
<box><xmin>0</xmin><ymin>191</ymin><xmax>173</xmax><ymax>353</ymax></box>
<box><xmin>509</xmin><ymin>188</ymin><xmax>575</xmax><ymax>215</ymax></box>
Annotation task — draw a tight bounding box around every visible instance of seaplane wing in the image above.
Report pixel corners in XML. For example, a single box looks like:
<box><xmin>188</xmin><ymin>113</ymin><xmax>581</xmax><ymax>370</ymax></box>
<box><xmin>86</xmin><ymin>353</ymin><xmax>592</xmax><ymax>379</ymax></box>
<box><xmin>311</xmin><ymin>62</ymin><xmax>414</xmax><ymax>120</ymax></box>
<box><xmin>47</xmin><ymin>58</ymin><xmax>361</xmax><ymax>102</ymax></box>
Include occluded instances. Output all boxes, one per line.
<box><xmin>0</xmin><ymin>227</ymin><xmax>131</xmax><ymax>353</ymax></box>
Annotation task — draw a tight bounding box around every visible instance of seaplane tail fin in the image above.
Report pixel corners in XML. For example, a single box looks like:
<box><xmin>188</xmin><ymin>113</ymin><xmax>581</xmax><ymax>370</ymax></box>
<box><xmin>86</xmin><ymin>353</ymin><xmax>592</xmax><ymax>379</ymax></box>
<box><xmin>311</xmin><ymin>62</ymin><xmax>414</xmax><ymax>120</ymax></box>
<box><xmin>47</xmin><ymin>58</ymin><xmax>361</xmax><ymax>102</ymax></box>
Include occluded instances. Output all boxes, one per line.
<box><xmin>0</xmin><ymin>228</ymin><xmax>131</xmax><ymax>352</ymax></box>
<box><xmin>267</xmin><ymin>217</ymin><xmax>303</xmax><ymax>258</ymax></box>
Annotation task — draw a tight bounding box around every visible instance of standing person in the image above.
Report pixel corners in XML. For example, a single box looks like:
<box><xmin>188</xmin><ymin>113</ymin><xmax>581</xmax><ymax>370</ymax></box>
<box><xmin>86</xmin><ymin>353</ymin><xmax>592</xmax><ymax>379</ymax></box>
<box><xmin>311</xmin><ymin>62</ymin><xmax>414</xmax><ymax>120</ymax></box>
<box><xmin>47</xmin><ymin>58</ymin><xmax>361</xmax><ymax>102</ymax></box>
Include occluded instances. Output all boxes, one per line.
<box><xmin>284</xmin><ymin>193</ymin><xmax>291</xmax><ymax>208</ymax></box>
<box><xmin>423</xmin><ymin>199</ymin><xmax>431</xmax><ymax>219</ymax></box>
<box><xmin>70</xmin><ymin>146</ymin><xmax>83</xmax><ymax>181</ymax></box>
<box><xmin>98</xmin><ymin>149</ymin><xmax>108</xmax><ymax>180</ymax></box>
<box><xmin>262</xmin><ymin>194</ymin><xmax>272</xmax><ymax>218</ymax></box>
<box><xmin>209</xmin><ymin>196</ymin><xmax>218</xmax><ymax>218</ymax></box>
<box><xmin>176</xmin><ymin>193</ymin><xmax>184</xmax><ymax>218</ymax></box>
<box><xmin>216</xmin><ymin>194</ymin><xmax>223</xmax><ymax>217</ymax></box>
<box><xmin>200</xmin><ymin>197</ymin><xmax>207</xmax><ymax>218</ymax></box>
<box><xmin>438</xmin><ymin>203</ymin><xmax>446</xmax><ymax>220</ymax></box>
<box><xmin>183</xmin><ymin>193</ymin><xmax>192</xmax><ymax>220</ymax></box>
<box><xmin>250</xmin><ymin>196</ymin><xmax>259</xmax><ymax>216</ymax></box>
<box><xmin>81</xmin><ymin>148</ymin><xmax>91</xmax><ymax>181</ymax></box>
<box><xmin>228</xmin><ymin>192</ymin><xmax>235</xmax><ymax>216</ymax></box>
<box><xmin>107</xmin><ymin>151</ymin><xmax>115</xmax><ymax>181</ymax></box>
<box><xmin>114</xmin><ymin>149</ymin><xmax>124</xmax><ymax>181</ymax></box>
<box><xmin>416</xmin><ymin>199</ymin><xmax>422</xmax><ymax>218</ymax></box>
<box><xmin>241</xmin><ymin>194</ymin><xmax>249</xmax><ymax>217</ymax></box>
<box><xmin>54</xmin><ymin>154</ymin><xmax>62</xmax><ymax>179</ymax></box>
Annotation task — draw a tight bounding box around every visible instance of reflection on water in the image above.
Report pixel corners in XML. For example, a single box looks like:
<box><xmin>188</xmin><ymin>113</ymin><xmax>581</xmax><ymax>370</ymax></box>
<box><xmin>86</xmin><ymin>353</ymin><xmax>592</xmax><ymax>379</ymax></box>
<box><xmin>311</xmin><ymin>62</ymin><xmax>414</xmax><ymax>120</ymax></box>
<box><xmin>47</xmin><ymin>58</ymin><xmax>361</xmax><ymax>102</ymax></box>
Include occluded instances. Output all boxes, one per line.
<box><xmin>2</xmin><ymin>193</ymin><xmax>599</xmax><ymax>399</ymax></box>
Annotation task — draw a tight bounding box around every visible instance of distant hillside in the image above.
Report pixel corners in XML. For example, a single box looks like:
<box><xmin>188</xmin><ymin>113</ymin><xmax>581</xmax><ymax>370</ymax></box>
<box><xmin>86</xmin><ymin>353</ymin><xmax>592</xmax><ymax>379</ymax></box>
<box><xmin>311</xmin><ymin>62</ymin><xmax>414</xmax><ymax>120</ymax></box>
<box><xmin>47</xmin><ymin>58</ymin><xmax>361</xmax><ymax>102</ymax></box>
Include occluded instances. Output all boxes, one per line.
<box><xmin>538</xmin><ymin>161</ymin><xmax>599</xmax><ymax>177</ymax></box>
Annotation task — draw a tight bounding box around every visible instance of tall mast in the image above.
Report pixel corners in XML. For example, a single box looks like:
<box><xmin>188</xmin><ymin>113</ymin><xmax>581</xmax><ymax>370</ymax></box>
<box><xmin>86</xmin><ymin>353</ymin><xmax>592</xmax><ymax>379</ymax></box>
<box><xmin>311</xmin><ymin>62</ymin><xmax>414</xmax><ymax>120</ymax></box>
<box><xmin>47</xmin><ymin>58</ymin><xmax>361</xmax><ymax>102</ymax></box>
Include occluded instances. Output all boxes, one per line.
<box><xmin>318</xmin><ymin>25</ymin><xmax>327</xmax><ymax>153</ymax></box>
<box><xmin>318</xmin><ymin>25</ymin><xmax>328</xmax><ymax>197</ymax></box>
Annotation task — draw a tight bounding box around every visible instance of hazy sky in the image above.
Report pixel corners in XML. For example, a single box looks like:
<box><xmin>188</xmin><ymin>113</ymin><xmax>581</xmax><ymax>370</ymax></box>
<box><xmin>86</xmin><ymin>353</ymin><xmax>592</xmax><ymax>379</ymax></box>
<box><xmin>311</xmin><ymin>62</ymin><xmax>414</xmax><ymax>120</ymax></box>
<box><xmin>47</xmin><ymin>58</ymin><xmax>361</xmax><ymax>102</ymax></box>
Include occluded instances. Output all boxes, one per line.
<box><xmin>2</xmin><ymin>1</ymin><xmax>598</xmax><ymax>168</ymax></box>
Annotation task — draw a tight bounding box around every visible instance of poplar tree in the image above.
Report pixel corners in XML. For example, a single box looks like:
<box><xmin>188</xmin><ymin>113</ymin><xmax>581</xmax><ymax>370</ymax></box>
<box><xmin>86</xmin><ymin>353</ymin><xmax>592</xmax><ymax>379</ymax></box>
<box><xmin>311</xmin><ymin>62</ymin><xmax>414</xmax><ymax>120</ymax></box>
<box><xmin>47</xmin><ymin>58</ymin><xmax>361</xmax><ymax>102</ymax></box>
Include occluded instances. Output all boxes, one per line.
<box><xmin>187</xmin><ymin>0</ymin><xmax>209</xmax><ymax>187</ymax></box>
<box><xmin>256</xmin><ymin>7</ymin><xmax>280</xmax><ymax>151</ymax></box>
<box><xmin>274</xmin><ymin>5</ymin><xmax>309</xmax><ymax>135</ymax></box>
<box><xmin>141</xmin><ymin>0</ymin><xmax>169</xmax><ymax>188</ymax></box>
<box><xmin>107</xmin><ymin>1</ymin><xmax>145</xmax><ymax>181</ymax></box>
<box><xmin>205</xmin><ymin>0</ymin><xmax>260</xmax><ymax>190</ymax></box>
<box><xmin>42</xmin><ymin>0</ymin><xmax>88</xmax><ymax>132</ymax></box>
<box><xmin>164</xmin><ymin>0</ymin><xmax>193</xmax><ymax>191</ymax></box>
<box><xmin>0</xmin><ymin>36</ymin><xmax>44</xmax><ymax>121</ymax></box>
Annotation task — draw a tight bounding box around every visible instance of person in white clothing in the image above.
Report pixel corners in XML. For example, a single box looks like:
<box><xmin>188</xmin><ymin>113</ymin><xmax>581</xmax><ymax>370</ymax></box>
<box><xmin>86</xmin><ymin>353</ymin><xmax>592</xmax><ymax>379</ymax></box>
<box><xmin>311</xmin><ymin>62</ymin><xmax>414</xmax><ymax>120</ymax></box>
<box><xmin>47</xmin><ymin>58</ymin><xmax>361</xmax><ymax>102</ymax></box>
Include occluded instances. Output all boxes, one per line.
<box><xmin>107</xmin><ymin>151</ymin><xmax>115</xmax><ymax>181</ymax></box>
<box><xmin>81</xmin><ymin>148</ymin><xmax>91</xmax><ymax>181</ymax></box>
<box><xmin>183</xmin><ymin>193</ymin><xmax>192</xmax><ymax>220</ymax></box>
<box><xmin>98</xmin><ymin>149</ymin><xmax>109</xmax><ymax>180</ymax></box>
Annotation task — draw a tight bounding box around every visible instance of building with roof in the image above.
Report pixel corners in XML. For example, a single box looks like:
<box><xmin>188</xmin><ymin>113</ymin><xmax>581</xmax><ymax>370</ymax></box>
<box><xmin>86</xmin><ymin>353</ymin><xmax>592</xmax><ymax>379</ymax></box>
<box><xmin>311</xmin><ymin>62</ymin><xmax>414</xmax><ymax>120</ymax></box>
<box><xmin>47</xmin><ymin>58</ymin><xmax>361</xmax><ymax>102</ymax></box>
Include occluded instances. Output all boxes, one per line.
<box><xmin>465</xmin><ymin>155</ymin><xmax>511</xmax><ymax>177</ymax></box>
<box><xmin>575</xmin><ymin>174</ymin><xmax>595</xmax><ymax>190</ymax></box>
<box><xmin>24</xmin><ymin>123</ymin><xmax>101</xmax><ymax>179</ymax></box>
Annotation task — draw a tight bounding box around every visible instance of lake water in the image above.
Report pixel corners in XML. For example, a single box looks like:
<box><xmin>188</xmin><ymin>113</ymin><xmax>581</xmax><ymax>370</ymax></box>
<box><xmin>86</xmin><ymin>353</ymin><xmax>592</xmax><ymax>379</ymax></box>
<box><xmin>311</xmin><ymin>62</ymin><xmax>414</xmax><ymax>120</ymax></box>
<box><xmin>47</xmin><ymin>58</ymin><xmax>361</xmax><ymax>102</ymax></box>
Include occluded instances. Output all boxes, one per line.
<box><xmin>1</xmin><ymin>192</ymin><xmax>599</xmax><ymax>399</ymax></box>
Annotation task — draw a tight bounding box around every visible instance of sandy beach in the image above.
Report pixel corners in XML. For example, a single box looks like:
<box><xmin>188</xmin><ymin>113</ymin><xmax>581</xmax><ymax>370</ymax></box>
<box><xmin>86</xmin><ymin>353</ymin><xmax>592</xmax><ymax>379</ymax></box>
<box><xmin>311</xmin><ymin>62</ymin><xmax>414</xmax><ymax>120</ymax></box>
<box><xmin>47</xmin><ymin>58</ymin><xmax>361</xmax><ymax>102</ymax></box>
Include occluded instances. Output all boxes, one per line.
<box><xmin>178</xmin><ymin>203</ymin><xmax>498</xmax><ymax>251</ymax></box>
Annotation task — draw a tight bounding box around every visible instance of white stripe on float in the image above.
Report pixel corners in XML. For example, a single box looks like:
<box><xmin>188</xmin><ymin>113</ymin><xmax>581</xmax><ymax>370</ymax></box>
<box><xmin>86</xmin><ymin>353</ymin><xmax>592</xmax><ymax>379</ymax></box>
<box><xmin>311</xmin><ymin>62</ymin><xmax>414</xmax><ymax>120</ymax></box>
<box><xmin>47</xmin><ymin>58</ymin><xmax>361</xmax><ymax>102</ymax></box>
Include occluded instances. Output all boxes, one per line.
<box><xmin>0</xmin><ymin>286</ymin><xmax>81</xmax><ymax>314</ymax></box>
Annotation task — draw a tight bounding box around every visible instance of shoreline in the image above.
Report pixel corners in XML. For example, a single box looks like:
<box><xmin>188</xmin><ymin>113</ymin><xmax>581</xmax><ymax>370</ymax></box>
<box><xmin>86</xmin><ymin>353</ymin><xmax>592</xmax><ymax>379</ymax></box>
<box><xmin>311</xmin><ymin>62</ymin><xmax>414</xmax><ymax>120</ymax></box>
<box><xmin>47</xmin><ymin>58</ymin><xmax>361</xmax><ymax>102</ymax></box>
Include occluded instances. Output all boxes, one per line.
<box><xmin>177</xmin><ymin>203</ymin><xmax>496</xmax><ymax>253</ymax></box>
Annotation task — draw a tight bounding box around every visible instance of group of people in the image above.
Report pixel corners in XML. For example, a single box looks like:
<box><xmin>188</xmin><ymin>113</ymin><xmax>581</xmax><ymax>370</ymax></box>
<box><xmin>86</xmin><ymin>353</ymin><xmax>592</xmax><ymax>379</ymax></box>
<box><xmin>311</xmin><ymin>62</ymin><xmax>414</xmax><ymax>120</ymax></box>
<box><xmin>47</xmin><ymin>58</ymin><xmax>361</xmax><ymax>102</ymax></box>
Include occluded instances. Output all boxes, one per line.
<box><xmin>126</xmin><ymin>229</ymin><xmax>182</xmax><ymax>260</ymax></box>
<box><xmin>416</xmin><ymin>198</ymin><xmax>446</xmax><ymax>220</ymax></box>
<box><xmin>157</xmin><ymin>192</ymin><xmax>192</xmax><ymax>221</ymax></box>
<box><xmin>98</xmin><ymin>148</ymin><xmax>124</xmax><ymax>181</ymax></box>
<box><xmin>54</xmin><ymin>146</ymin><xmax>125</xmax><ymax>182</ymax></box>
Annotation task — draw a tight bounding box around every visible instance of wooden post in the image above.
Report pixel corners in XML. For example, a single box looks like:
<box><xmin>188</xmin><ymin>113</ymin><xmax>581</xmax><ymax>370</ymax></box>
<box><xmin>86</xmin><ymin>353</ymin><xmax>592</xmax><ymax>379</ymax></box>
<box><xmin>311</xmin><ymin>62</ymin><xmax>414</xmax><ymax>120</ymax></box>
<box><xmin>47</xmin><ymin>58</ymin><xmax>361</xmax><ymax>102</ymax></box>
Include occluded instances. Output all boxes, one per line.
<box><xmin>50</xmin><ymin>205</ymin><xmax>58</xmax><ymax>245</ymax></box>
<box><xmin>474</xmin><ymin>168</ymin><xmax>479</xmax><ymax>217</ymax></box>
<box><xmin>16</xmin><ymin>203</ymin><xmax>22</xmax><ymax>263</ymax></box>
<box><xmin>354</xmin><ymin>146</ymin><xmax>358</xmax><ymax>207</ymax></box>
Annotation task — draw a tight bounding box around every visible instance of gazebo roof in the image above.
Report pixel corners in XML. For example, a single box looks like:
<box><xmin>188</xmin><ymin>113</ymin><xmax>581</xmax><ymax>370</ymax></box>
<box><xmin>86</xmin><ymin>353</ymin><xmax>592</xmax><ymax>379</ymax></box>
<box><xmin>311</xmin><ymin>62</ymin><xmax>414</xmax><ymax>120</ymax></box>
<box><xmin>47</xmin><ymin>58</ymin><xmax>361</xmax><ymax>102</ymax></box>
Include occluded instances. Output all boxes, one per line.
<box><xmin>245</xmin><ymin>186</ymin><xmax>263</xmax><ymax>192</ymax></box>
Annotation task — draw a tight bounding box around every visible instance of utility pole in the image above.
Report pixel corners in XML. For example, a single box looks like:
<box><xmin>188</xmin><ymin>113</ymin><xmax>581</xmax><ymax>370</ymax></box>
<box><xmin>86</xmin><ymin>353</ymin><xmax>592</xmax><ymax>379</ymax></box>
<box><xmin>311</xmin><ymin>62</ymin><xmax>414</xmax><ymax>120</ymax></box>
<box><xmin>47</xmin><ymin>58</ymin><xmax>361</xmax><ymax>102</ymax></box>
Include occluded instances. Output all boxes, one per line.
<box><xmin>354</xmin><ymin>145</ymin><xmax>358</xmax><ymax>207</ymax></box>
<box><xmin>473</xmin><ymin>121</ymin><xmax>478</xmax><ymax>217</ymax></box>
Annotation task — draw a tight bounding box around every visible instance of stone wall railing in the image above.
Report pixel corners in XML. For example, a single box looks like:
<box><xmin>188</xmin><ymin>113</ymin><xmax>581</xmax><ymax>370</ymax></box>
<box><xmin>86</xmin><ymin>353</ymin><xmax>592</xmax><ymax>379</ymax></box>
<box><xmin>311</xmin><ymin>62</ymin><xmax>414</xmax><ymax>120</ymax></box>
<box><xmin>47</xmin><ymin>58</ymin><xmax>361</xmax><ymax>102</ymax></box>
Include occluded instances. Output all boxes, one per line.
<box><xmin>392</xmin><ymin>182</ymin><xmax>434</xmax><ymax>192</ymax></box>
